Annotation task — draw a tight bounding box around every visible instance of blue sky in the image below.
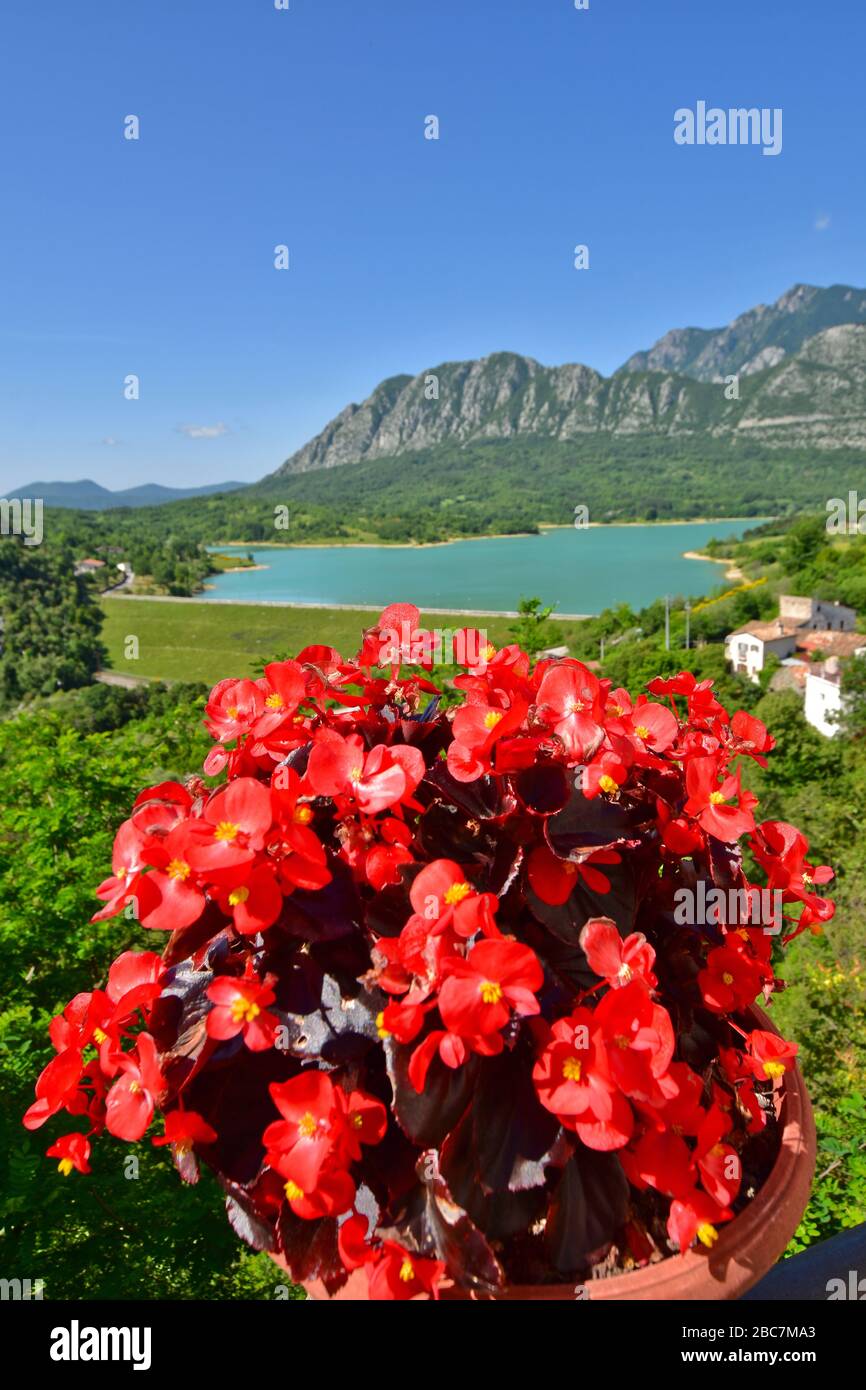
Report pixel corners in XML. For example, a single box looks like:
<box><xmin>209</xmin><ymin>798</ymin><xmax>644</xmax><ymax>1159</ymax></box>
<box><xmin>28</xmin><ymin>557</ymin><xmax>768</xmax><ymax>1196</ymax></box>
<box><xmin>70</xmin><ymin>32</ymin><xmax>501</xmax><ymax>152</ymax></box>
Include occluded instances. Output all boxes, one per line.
<box><xmin>1</xmin><ymin>0</ymin><xmax>863</xmax><ymax>493</ymax></box>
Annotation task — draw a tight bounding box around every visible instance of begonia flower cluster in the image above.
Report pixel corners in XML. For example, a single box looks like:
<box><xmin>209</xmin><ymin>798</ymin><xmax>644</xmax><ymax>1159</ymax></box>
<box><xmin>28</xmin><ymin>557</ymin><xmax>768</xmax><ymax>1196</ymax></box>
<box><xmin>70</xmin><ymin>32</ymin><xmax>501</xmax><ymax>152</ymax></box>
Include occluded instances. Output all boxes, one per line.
<box><xmin>24</xmin><ymin>604</ymin><xmax>834</xmax><ymax>1297</ymax></box>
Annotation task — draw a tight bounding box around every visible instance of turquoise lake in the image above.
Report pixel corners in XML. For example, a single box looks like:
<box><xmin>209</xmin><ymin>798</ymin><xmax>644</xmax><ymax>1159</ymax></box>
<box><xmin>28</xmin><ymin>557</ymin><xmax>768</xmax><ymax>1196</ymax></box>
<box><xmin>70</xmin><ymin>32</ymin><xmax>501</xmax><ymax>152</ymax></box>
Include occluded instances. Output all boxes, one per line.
<box><xmin>203</xmin><ymin>520</ymin><xmax>759</xmax><ymax>615</ymax></box>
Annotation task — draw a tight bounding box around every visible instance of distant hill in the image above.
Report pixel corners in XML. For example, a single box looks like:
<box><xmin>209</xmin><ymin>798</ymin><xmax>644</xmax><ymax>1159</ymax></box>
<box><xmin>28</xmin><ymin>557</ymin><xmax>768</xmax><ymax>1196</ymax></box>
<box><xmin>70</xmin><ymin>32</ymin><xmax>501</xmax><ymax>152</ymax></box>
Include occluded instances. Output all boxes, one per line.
<box><xmin>619</xmin><ymin>282</ymin><xmax>866</xmax><ymax>381</ymax></box>
<box><xmin>4</xmin><ymin>479</ymin><xmax>246</xmax><ymax>510</ymax></box>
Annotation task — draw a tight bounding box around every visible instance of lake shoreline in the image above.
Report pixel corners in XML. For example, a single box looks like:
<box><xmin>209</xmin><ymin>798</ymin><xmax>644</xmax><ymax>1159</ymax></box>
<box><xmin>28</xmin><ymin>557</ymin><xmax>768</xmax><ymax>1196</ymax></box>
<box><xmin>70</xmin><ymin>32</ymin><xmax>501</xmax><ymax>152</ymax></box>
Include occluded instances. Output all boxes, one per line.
<box><xmin>682</xmin><ymin>549</ymin><xmax>744</xmax><ymax>580</ymax></box>
<box><xmin>212</xmin><ymin>517</ymin><xmax>769</xmax><ymax>553</ymax></box>
<box><xmin>213</xmin><ymin>563</ymin><xmax>270</xmax><ymax>574</ymax></box>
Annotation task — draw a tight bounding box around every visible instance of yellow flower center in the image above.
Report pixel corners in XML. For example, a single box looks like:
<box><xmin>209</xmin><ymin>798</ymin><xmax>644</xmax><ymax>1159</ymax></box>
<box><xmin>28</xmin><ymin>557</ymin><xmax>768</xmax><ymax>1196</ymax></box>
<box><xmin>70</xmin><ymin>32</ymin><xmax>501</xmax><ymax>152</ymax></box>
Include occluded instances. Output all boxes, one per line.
<box><xmin>376</xmin><ymin>1010</ymin><xmax>391</xmax><ymax>1040</ymax></box>
<box><xmin>214</xmin><ymin>820</ymin><xmax>240</xmax><ymax>842</ymax></box>
<box><xmin>265</xmin><ymin>693</ymin><xmax>284</xmax><ymax>709</ymax></box>
<box><xmin>802</xmin><ymin>873</ymin><xmax>814</xmax><ymax>890</ymax></box>
<box><xmin>479</xmin><ymin>981</ymin><xmax>503</xmax><ymax>1005</ymax></box>
<box><xmin>398</xmin><ymin>1258</ymin><xmax>415</xmax><ymax>1283</ymax></box>
<box><xmin>444</xmin><ymin>881</ymin><xmax>472</xmax><ymax>906</ymax></box>
<box><xmin>58</xmin><ymin>1157</ymin><xmax>74</xmax><ymax>1177</ymax></box>
<box><xmin>351</xmin><ymin>1112</ymin><xmax>363</xmax><ymax>1129</ymax></box>
<box><xmin>763</xmin><ymin>1060</ymin><xmax>786</xmax><ymax>1079</ymax></box>
<box><xmin>293</xmin><ymin>805</ymin><xmax>313</xmax><ymax>824</ymax></box>
<box><xmin>228</xmin><ymin>886</ymin><xmax>250</xmax><ymax>906</ymax></box>
<box><xmin>709</xmin><ymin>791</ymin><xmax>726</xmax><ymax>806</ymax></box>
<box><xmin>167</xmin><ymin>858</ymin><xmax>191</xmax><ymax>881</ymax></box>
<box><xmin>227</xmin><ymin>706</ymin><xmax>239</xmax><ymax>720</ymax></box>
<box><xmin>297</xmin><ymin>1111</ymin><xmax>317</xmax><ymax>1139</ymax></box>
<box><xmin>230</xmin><ymin>997</ymin><xmax>260</xmax><ymax>1025</ymax></box>
<box><xmin>349</xmin><ymin>766</ymin><xmax>363</xmax><ymax>783</ymax></box>
<box><xmin>93</xmin><ymin>1026</ymin><xmax>108</xmax><ymax>1045</ymax></box>
<box><xmin>483</xmin><ymin>710</ymin><xmax>504</xmax><ymax>730</ymax></box>
<box><xmin>697</xmin><ymin>1222</ymin><xmax>718</xmax><ymax>1248</ymax></box>
<box><xmin>284</xmin><ymin>1180</ymin><xmax>304</xmax><ymax>1202</ymax></box>
<box><xmin>598</xmin><ymin>774</ymin><xmax>618</xmax><ymax>794</ymax></box>
<box><xmin>722</xmin><ymin>972</ymin><xmax>734</xmax><ymax>985</ymax></box>
<box><xmin>562</xmin><ymin>1056</ymin><xmax>582</xmax><ymax>1082</ymax></box>
<box><xmin>483</xmin><ymin>644</ymin><xmax>496</xmax><ymax>661</ymax></box>
<box><xmin>635</xmin><ymin>724</ymin><xmax>649</xmax><ymax>740</ymax></box>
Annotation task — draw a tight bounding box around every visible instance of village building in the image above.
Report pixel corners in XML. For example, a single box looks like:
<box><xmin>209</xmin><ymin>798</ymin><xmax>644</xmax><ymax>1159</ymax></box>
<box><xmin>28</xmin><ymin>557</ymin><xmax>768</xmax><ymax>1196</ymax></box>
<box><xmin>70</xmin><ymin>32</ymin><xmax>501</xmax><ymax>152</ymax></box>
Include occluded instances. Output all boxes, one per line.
<box><xmin>778</xmin><ymin>595</ymin><xmax>856</xmax><ymax>631</ymax></box>
<box><xmin>795</xmin><ymin>630</ymin><xmax>866</xmax><ymax>661</ymax></box>
<box><xmin>805</xmin><ymin>658</ymin><xmax>851</xmax><ymax>738</ymax></box>
<box><xmin>724</xmin><ymin>619</ymin><xmax>799</xmax><ymax>681</ymax></box>
<box><xmin>73</xmin><ymin>557</ymin><xmax>106</xmax><ymax>577</ymax></box>
<box><xmin>768</xmin><ymin>656</ymin><xmax>811</xmax><ymax>695</ymax></box>
<box><xmin>726</xmin><ymin>595</ymin><xmax>860</xmax><ymax>684</ymax></box>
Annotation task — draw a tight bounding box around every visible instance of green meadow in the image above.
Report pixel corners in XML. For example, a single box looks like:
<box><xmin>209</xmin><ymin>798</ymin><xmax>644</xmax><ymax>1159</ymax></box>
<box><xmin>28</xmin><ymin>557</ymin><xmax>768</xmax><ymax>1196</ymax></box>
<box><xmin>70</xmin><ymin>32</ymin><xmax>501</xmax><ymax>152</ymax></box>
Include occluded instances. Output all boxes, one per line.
<box><xmin>98</xmin><ymin>597</ymin><xmax>588</xmax><ymax>685</ymax></box>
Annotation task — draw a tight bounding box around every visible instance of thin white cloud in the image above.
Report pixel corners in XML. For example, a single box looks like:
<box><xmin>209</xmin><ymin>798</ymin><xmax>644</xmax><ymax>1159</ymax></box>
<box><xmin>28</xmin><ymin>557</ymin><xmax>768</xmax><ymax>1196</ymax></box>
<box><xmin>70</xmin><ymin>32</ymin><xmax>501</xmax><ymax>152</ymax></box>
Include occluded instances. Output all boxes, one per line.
<box><xmin>176</xmin><ymin>422</ymin><xmax>231</xmax><ymax>440</ymax></box>
<box><xmin>815</xmin><ymin>213</ymin><xmax>831</xmax><ymax>231</ymax></box>
<box><xmin>101</xmin><ymin>436</ymin><xmax>122</xmax><ymax>446</ymax></box>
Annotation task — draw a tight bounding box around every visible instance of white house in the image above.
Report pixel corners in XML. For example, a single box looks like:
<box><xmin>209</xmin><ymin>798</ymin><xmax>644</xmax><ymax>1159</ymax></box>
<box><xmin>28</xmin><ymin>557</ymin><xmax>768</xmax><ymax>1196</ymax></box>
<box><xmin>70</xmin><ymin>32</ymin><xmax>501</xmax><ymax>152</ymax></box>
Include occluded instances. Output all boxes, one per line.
<box><xmin>724</xmin><ymin>620</ymin><xmax>799</xmax><ymax>683</ymax></box>
<box><xmin>803</xmin><ymin>643</ymin><xmax>866</xmax><ymax>738</ymax></box>
<box><xmin>805</xmin><ymin>660</ymin><xmax>846</xmax><ymax>737</ymax></box>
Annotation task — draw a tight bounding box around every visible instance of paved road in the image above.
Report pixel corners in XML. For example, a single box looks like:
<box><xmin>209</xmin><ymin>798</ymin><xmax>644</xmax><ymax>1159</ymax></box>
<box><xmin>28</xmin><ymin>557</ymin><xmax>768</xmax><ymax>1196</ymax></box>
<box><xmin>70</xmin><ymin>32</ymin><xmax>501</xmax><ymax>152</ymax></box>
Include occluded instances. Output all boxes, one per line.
<box><xmin>93</xmin><ymin>669</ymin><xmax>154</xmax><ymax>689</ymax></box>
<box><xmin>102</xmin><ymin>593</ymin><xmax>592</xmax><ymax>620</ymax></box>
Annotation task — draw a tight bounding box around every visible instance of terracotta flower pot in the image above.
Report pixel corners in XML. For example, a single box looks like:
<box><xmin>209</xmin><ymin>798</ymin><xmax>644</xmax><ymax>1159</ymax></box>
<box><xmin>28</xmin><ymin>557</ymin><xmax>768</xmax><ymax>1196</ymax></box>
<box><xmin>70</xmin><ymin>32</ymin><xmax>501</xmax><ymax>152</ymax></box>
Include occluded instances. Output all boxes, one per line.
<box><xmin>276</xmin><ymin>1006</ymin><xmax>815</xmax><ymax>1301</ymax></box>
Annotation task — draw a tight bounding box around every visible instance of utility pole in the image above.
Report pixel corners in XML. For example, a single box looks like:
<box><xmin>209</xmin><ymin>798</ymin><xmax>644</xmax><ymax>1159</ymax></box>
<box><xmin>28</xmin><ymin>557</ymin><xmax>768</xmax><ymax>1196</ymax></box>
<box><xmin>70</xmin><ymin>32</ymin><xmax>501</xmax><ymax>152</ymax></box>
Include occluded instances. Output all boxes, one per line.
<box><xmin>600</xmin><ymin>635</ymin><xmax>605</xmax><ymax>662</ymax></box>
<box><xmin>684</xmin><ymin>601</ymin><xmax>691</xmax><ymax>650</ymax></box>
<box><xmin>664</xmin><ymin>595</ymin><xmax>670</xmax><ymax>651</ymax></box>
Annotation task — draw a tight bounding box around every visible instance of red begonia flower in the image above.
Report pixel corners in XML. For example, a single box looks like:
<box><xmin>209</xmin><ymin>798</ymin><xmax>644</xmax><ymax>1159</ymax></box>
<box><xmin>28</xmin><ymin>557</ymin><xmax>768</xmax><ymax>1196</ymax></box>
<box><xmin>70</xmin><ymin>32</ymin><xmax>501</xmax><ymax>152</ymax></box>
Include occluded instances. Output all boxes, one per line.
<box><xmin>105</xmin><ymin>1033</ymin><xmax>165</xmax><ymax>1141</ymax></box>
<box><xmin>580</xmin><ymin>917</ymin><xmax>657</xmax><ymax>989</ymax></box>
<box><xmin>742</xmin><ymin>1029</ymin><xmax>798</xmax><ymax>1081</ymax></box>
<box><xmin>367</xmin><ymin>1242</ymin><xmax>445</xmax><ymax>1301</ymax></box>
<box><xmin>684</xmin><ymin>757</ymin><xmax>757</xmax><ymax>841</ymax></box>
<box><xmin>527</xmin><ymin>844</ymin><xmax>621</xmax><ymax>903</ymax></box>
<box><xmin>46</xmin><ymin>1132</ymin><xmax>91</xmax><ymax>1176</ymax></box>
<box><xmin>152</xmin><ymin>1109</ymin><xmax>217</xmax><ymax>1150</ymax></box>
<box><xmin>667</xmin><ymin>1190</ymin><xmax>733</xmax><ymax>1254</ymax></box>
<box><xmin>23</xmin><ymin>1049</ymin><xmax>84</xmax><ymax>1130</ymax></box>
<box><xmin>437</xmin><ymin>939</ymin><xmax>544</xmax><ymax>1039</ymax></box>
<box><xmin>307</xmin><ymin>733</ymin><xmax>424</xmax><ymax>814</ymax></box>
<box><xmin>532</xmin><ymin>1009</ymin><xmax>616</xmax><ymax>1120</ymax></box>
<box><xmin>206</xmin><ymin>974</ymin><xmax>279</xmax><ymax>1052</ymax></box>
<box><xmin>409</xmin><ymin>858</ymin><xmax>499</xmax><ymax>938</ymax></box>
<box><xmin>215</xmin><ymin>862</ymin><xmax>283</xmax><ymax>934</ymax></box>
<box><xmin>594</xmin><ymin>980</ymin><xmax>675</xmax><ymax>1105</ymax></box>
<box><xmin>184</xmin><ymin>777</ymin><xmax>274</xmax><ymax>874</ymax></box>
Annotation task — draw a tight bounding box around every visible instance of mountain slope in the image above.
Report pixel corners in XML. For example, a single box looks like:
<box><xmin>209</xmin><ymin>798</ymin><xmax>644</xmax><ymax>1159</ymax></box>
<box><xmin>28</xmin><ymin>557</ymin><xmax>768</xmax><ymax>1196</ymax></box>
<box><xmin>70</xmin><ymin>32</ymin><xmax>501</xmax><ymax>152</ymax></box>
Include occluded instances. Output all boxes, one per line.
<box><xmin>619</xmin><ymin>282</ymin><xmax>866</xmax><ymax>381</ymax></box>
<box><xmin>5</xmin><ymin>479</ymin><xmax>246</xmax><ymax>510</ymax></box>
<box><xmin>272</xmin><ymin>352</ymin><xmax>719</xmax><ymax>477</ymax></box>
<box><xmin>267</xmin><ymin>319</ymin><xmax>866</xmax><ymax>483</ymax></box>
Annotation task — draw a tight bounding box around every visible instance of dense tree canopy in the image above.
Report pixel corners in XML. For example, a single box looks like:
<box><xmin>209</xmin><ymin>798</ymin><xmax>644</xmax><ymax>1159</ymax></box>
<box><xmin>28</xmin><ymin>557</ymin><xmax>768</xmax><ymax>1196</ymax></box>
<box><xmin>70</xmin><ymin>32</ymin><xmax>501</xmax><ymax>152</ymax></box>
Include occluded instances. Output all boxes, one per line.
<box><xmin>0</xmin><ymin>538</ymin><xmax>106</xmax><ymax>707</ymax></box>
